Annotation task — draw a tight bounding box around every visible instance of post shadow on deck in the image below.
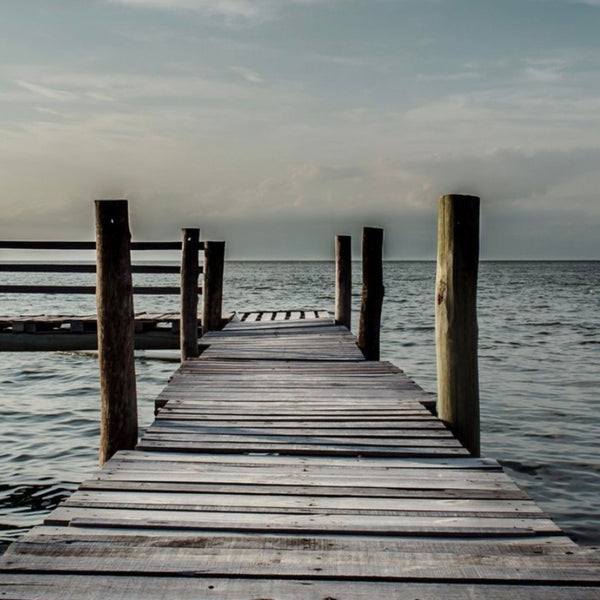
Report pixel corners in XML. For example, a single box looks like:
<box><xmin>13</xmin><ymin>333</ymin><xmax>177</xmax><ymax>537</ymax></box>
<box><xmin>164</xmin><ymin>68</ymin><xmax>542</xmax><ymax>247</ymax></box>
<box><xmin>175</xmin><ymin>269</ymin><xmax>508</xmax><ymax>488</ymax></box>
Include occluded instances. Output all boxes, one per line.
<box><xmin>435</xmin><ymin>194</ymin><xmax>480</xmax><ymax>457</ymax></box>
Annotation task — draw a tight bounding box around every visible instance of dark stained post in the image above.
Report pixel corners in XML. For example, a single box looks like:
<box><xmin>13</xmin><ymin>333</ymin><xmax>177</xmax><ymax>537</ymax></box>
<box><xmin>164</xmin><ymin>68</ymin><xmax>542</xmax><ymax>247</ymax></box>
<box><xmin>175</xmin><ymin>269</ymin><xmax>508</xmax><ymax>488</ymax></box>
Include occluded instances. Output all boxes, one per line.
<box><xmin>334</xmin><ymin>235</ymin><xmax>352</xmax><ymax>330</ymax></box>
<box><xmin>202</xmin><ymin>241</ymin><xmax>225</xmax><ymax>334</ymax></box>
<box><xmin>95</xmin><ymin>200</ymin><xmax>137</xmax><ymax>467</ymax></box>
<box><xmin>357</xmin><ymin>227</ymin><xmax>384</xmax><ymax>360</ymax></box>
<box><xmin>435</xmin><ymin>194</ymin><xmax>480</xmax><ymax>456</ymax></box>
<box><xmin>180</xmin><ymin>228</ymin><xmax>200</xmax><ymax>361</ymax></box>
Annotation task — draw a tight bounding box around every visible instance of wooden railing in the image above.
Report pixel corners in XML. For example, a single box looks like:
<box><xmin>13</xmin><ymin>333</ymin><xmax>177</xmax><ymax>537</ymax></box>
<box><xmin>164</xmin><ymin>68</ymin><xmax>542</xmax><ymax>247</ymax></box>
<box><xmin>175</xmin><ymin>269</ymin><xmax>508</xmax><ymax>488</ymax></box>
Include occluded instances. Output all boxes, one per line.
<box><xmin>0</xmin><ymin>239</ymin><xmax>203</xmax><ymax>295</ymax></box>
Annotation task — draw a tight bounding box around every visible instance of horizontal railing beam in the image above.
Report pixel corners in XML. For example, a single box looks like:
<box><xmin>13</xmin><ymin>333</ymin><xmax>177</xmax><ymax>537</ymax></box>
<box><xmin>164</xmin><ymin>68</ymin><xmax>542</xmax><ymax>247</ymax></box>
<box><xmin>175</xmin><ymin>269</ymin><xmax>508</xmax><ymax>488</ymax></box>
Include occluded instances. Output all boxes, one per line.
<box><xmin>0</xmin><ymin>285</ymin><xmax>201</xmax><ymax>295</ymax></box>
<box><xmin>0</xmin><ymin>241</ymin><xmax>205</xmax><ymax>251</ymax></box>
<box><xmin>0</xmin><ymin>264</ymin><xmax>194</xmax><ymax>274</ymax></box>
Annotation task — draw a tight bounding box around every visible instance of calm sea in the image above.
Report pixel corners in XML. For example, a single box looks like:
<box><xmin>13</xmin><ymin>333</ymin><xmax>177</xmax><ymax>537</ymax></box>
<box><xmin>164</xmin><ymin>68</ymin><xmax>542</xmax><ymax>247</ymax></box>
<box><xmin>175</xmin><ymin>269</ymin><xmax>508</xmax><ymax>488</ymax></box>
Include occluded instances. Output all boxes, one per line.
<box><xmin>0</xmin><ymin>261</ymin><xmax>598</xmax><ymax>548</ymax></box>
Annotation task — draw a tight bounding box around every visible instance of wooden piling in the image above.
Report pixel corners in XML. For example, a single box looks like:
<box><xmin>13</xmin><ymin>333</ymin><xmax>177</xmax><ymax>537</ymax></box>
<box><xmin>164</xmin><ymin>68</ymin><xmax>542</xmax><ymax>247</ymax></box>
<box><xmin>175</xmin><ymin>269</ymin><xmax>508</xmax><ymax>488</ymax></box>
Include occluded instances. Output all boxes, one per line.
<box><xmin>357</xmin><ymin>227</ymin><xmax>384</xmax><ymax>361</ymax></box>
<box><xmin>180</xmin><ymin>228</ymin><xmax>200</xmax><ymax>361</ymax></box>
<box><xmin>95</xmin><ymin>200</ymin><xmax>137</xmax><ymax>466</ymax></box>
<box><xmin>202</xmin><ymin>241</ymin><xmax>225</xmax><ymax>334</ymax></box>
<box><xmin>435</xmin><ymin>194</ymin><xmax>480</xmax><ymax>456</ymax></box>
<box><xmin>334</xmin><ymin>235</ymin><xmax>352</xmax><ymax>330</ymax></box>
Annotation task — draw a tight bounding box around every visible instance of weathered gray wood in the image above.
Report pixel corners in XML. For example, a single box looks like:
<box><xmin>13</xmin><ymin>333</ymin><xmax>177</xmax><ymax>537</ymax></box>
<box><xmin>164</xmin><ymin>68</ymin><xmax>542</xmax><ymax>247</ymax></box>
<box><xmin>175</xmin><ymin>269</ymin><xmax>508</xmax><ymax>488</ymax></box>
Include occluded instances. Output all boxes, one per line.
<box><xmin>0</xmin><ymin>263</ymin><xmax>182</xmax><ymax>273</ymax></box>
<box><xmin>43</xmin><ymin>504</ymin><xmax>561</xmax><ymax>534</ymax></box>
<box><xmin>136</xmin><ymin>439</ymin><xmax>470</xmax><ymax>457</ymax></box>
<box><xmin>0</xmin><ymin>240</ymin><xmax>186</xmax><ymax>250</ymax></box>
<box><xmin>81</xmin><ymin>478</ymin><xmax>529</xmax><ymax>500</ymax></box>
<box><xmin>2</xmin><ymin>574</ymin><xmax>599</xmax><ymax>600</ymax></box>
<box><xmin>0</xmin><ymin>285</ymin><xmax>182</xmax><ymax>294</ymax></box>
<box><xmin>8</xmin><ymin>536</ymin><xmax>597</xmax><ymax>581</ymax></box>
<box><xmin>335</xmin><ymin>234</ymin><xmax>352</xmax><ymax>329</ymax></box>
<box><xmin>15</xmin><ymin>527</ymin><xmax>580</xmax><ymax>549</ymax></box>
<box><xmin>2</xmin><ymin>313</ymin><xmax>598</xmax><ymax>597</ymax></box>
<box><xmin>94</xmin><ymin>466</ymin><xmax>520</xmax><ymax>488</ymax></box>
<box><xmin>358</xmin><ymin>227</ymin><xmax>384</xmax><ymax>360</ymax></box>
<box><xmin>95</xmin><ymin>200</ymin><xmax>137</xmax><ymax>467</ymax></box>
<box><xmin>64</xmin><ymin>490</ymin><xmax>542</xmax><ymax>515</ymax></box>
<box><xmin>180</xmin><ymin>228</ymin><xmax>200</xmax><ymax>361</ymax></box>
<box><xmin>110</xmin><ymin>449</ymin><xmax>501</xmax><ymax>469</ymax></box>
<box><xmin>435</xmin><ymin>194</ymin><xmax>480</xmax><ymax>456</ymax></box>
<box><xmin>202</xmin><ymin>241</ymin><xmax>225</xmax><ymax>334</ymax></box>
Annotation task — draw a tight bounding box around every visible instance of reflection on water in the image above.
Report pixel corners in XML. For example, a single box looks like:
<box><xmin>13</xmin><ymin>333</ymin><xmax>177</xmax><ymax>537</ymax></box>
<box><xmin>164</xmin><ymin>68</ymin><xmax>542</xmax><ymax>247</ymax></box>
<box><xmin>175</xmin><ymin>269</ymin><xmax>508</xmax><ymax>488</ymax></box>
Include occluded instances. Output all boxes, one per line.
<box><xmin>0</xmin><ymin>261</ymin><xmax>599</xmax><ymax>546</ymax></box>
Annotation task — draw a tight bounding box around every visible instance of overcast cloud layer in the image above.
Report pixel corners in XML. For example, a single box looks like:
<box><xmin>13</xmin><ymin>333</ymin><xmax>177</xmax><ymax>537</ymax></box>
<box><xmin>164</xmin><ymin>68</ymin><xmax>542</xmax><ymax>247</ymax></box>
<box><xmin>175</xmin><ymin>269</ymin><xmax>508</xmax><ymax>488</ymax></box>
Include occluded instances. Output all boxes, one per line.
<box><xmin>1</xmin><ymin>0</ymin><xmax>599</xmax><ymax>258</ymax></box>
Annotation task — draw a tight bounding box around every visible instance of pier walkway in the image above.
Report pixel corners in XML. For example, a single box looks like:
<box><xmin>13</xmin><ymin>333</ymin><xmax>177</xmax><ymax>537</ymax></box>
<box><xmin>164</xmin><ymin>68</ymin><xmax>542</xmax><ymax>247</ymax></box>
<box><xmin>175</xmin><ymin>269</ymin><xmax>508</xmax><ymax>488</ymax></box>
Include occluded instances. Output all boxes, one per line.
<box><xmin>1</xmin><ymin>314</ymin><xmax>599</xmax><ymax>598</ymax></box>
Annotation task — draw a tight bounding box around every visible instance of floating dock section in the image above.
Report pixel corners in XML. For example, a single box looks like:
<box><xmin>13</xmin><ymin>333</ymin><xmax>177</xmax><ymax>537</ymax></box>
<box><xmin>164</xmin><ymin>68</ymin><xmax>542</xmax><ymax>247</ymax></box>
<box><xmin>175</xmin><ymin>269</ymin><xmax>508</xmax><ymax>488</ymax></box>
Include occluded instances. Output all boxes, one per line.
<box><xmin>1</xmin><ymin>313</ymin><xmax>599</xmax><ymax>599</ymax></box>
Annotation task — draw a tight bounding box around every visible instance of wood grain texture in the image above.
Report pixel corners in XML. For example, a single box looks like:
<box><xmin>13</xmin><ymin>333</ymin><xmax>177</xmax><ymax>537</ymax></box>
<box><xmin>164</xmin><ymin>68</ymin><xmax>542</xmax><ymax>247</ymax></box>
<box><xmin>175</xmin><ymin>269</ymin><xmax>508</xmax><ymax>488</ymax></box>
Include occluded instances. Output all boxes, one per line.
<box><xmin>180</xmin><ymin>228</ymin><xmax>200</xmax><ymax>360</ymax></box>
<box><xmin>95</xmin><ymin>200</ymin><xmax>137</xmax><ymax>466</ymax></box>
<box><xmin>358</xmin><ymin>227</ymin><xmax>384</xmax><ymax>360</ymax></box>
<box><xmin>335</xmin><ymin>234</ymin><xmax>352</xmax><ymax>329</ymax></box>
<box><xmin>436</xmin><ymin>194</ymin><xmax>481</xmax><ymax>456</ymax></box>
<box><xmin>201</xmin><ymin>241</ymin><xmax>225</xmax><ymax>334</ymax></box>
<box><xmin>1</xmin><ymin>313</ymin><xmax>598</xmax><ymax>598</ymax></box>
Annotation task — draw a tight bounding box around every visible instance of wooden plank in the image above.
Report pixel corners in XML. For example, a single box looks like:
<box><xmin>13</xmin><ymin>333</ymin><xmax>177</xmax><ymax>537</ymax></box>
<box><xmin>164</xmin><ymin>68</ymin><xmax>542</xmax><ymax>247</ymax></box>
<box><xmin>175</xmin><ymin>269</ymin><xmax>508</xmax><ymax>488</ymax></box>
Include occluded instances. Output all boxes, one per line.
<box><xmin>2</xmin><ymin>574</ymin><xmax>599</xmax><ymax>600</ymax></box>
<box><xmin>5</xmin><ymin>537</ymin><xmax>597</xmax><ymax>582</ymax></box>
<box><xmin>0</xmin><ymin>285</ymin><xmax>188</xmax><ymax>295</ymax></box>
<box><xmin>17</xmin><ymin>526</ymin><xmax>580</xmax><ymax>548</ymax></box>
<box><xmin>0</xmin><ymin>263</ymin><xmax>182</xmax><ymax>273</ymax></box>
<box><xmin>1</xmin><ymin>314</ymin><xmax>598</xmax><ymax>597</ymax></box>
<box><xmin>136</xmin><ymin>439</ymin><xmax>471</xmax><ymax>456</ymax></box>
<box><xmin>43</xmin><ymin>505</ymin><xmax>562</xmax><ymax>535</ymax></box>
<box><xmin>79</xmin><ymin>479</ymin><xmax>531</xmax><ymax>500</ymax></box>
<box><xmin>142</xmin><ymin>428</ymin><xmax>459</xmax><ymax>442</ymax></box>
<box><xmin>101</xmin><ymin>461</ymin><xmax>511</xmax><ymax>482</ymax></box>
<box><xmin>0</xmin><ymin>240</ymin><xmax>187</xmax><ymax>250</ymax></box>
<box><xmin>91</xmin><ymin>469</ymin><xmax>522</xmax><ymax>490</ymax></box>
<box><xmin>63</xmin><ymin>490</ymin><xmax>544</xmax><ymax>516</ymax></box>
<box><xmin>243</xmin><ymin>312</ymin><xmax>261</xmax><ymax>322</ymax></box>
<box><xmin>110</xmin><ymin>450</ymin><xmax>502</xmax><ymax>469</ymax></box>
<box><xmin>153</xmin><ymin>418</ymin><xmax>446</xmax><ymax>429</ymax></box>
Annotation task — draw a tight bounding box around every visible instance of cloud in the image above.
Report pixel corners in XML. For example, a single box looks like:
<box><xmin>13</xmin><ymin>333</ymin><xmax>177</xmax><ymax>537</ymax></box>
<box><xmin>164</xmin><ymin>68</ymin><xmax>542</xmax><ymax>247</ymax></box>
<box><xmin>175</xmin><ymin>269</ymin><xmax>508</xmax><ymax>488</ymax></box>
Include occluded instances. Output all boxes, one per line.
<box><xmin>417</xmin><ymin>71</ymin><xmax>481</xmax><ymax>82</ymax></box>
<box><xmin>229</xmin><ymin>66</ymin><xmax>264</xmax><ymax>83</ymax></box>
<box><xmin>523</xmin><ymin>57</ymin><xmax>569</xmax><ymax>83</ymax></box>
<box><xmin>108</xmin><ymin>0</ymin><xmax>341</xmax><ymax>20</ymax></box>
<box><xmin>2</xmin><ymin>65</ymin><xmax>297</xmax><ymax>116</ymax></box>
<box><xmin>401</xmin><ymin>147</ymin><xmax>600</xmax><ymax>209</ymax></box>
<box><xmin>14</xmin><ymin>80</ymin><xmax>78</xmax><ymax>102</ymax></box>
<box><xmin>548</xmin><ymin>0</ymin><xmax>600</xmax><ymax>5</ymax></box>
<box><xmin>109</xmin><ymin>0</ymin><xmax>260</xmax><ymax>18</ymax></box>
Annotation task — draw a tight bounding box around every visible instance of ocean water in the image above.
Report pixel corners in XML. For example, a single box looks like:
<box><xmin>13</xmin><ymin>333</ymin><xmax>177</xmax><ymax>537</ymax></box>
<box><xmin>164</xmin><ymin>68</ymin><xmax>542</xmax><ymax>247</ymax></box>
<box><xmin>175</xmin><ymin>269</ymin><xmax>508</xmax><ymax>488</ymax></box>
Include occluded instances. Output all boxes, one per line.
<box><xmin>0</xmin><ymin>261</ymin><xmax>598</xmax><ymax>547</ymax></box>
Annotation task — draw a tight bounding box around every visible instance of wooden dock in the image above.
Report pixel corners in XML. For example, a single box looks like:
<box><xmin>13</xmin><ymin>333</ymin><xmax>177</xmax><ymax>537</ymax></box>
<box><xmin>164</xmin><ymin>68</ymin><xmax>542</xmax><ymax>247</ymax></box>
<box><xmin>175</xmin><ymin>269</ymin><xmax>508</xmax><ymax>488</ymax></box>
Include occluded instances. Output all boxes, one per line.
<box><xmin>1</xmin><ymin>314</ymin><xmax>599</xmax><ymax>599</ymax></box>
<box><xmin>0</xmin><ymin>310</ymin><xmax>328</xmax><ymax>351</ymax></box>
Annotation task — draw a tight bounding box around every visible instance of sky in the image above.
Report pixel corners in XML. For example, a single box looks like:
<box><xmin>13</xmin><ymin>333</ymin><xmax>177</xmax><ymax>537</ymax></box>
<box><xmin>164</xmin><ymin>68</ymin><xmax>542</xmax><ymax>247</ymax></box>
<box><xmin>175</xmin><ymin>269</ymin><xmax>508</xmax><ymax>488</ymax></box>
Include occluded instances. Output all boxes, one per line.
<box><xmin>0</xmin><ymin>0</ymin><xmax>599</xmax><ymax>259</ymax></box>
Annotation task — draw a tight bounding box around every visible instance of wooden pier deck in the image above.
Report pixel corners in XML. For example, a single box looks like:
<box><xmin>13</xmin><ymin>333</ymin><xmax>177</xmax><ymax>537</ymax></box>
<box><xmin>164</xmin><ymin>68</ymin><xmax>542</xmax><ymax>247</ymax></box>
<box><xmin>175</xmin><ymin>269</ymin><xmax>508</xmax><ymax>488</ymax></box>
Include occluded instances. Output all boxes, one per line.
<box><xmin>0</xmin><ymin>310</ymin><xmax>327</xmax><ymax>351</ymax></box>
<box><xmin>1</xmin><ymin>314</ymin><xmax>599</xmax><ymax>599</ymax></box>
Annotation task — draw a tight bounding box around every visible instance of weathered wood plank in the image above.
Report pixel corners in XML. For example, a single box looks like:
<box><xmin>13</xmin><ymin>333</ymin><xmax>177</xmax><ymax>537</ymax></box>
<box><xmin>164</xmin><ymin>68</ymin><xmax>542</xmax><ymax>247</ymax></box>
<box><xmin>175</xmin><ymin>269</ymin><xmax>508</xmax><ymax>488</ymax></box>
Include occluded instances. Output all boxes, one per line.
<box><xmin>2</xmin><ymin>574</ymin><xmax>599</xmax><ymax>600</ymax></box>
<box><xmin>5</xmin><ymin>537</ymin><xmax>596</xmax><ymax>582</ymax></box>
<box><xmin>81</xmin><ymin>479</ymin><xmax>530</xmax><ymax>500</ymax></box>
<box><xmin>2</xmin><ymin>313</ymin><xmax>598</xmax><ymax>597</ymax></box>
<box><xmin>63</xmin><ymin>490</ymin><xmax>544</xmax><ymax>516</ymax></box>
<box><xmin>43</xmin><ymin>505</ymin><xmax>561</xmax><ymax>534</ymax></box>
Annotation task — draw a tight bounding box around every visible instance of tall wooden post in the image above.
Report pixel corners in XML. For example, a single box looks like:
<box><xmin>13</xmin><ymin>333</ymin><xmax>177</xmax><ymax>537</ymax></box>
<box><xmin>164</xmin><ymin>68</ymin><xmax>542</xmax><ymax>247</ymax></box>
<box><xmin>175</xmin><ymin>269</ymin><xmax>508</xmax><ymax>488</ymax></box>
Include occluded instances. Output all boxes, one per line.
<box><xmin>202</xmin><ymin>241</ymin><xmax>225</xmax><ymax>334</ymax></box>
<box><xmin>180</xmin><ymin>228</ymin><xmax>200</xmax><ymax>361</ymax></box>
<box><xmin>435</xmin><ymin>194</ymin><xmax>480</xmax><ymax>456</ymax></box>
<box><xmin>358</xmin><ymin>227</ymin><xmax>384</xmax><ymax>360</ymax></box>
<box><xmin>95</xmin><ymin>200</ymin><xmax>137</xmax><ymax>466</ymax></box>
<box><xmin>334</xmin><ymin>235</ymin><xmax>352</xmax><ymax>330</ymax></box>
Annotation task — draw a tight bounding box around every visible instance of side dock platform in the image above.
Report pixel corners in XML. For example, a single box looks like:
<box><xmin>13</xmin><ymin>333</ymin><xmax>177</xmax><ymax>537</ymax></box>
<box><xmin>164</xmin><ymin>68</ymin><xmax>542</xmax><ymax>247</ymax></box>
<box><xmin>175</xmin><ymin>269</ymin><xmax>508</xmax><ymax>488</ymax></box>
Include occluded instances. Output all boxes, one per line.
<box><xmin>1</xmin><ymin>314</ymin><xmax>599</xmax><ymax>599</ymax></box>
